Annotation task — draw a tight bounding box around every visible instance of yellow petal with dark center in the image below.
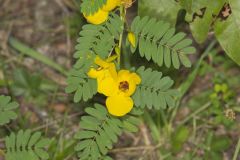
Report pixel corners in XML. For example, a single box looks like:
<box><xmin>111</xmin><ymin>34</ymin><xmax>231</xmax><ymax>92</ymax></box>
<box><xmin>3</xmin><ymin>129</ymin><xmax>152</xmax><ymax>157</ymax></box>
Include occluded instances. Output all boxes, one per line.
<box><xmin>117</xmin><ymin>70</ymin><xmax>140</xmax><ymax>96</ymax></box>
<box><xmin>106</xmin><ymin>95</ymin><xmax>133</xmax><ymax>116</ymax></box>
<box><xmin>123</xmin><ymin>79</ymin><xmax>136</xmax><ymax>96</ymax></box>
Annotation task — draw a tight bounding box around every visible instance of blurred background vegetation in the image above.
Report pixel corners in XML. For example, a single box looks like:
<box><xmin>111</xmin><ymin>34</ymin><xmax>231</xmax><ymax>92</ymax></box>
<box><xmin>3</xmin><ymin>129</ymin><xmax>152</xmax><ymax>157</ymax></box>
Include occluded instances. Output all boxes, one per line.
<box><xmin>0</xmin><ymin>0</ymin><xmax>240</xmax><ymax>159</ymax></box>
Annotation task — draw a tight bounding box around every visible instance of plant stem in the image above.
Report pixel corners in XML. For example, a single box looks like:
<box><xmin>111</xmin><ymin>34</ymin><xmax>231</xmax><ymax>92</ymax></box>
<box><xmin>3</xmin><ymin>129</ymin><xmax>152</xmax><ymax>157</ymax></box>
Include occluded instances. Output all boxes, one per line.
<box><xmin>178</xmin><ymin>102</ymin><xmax>211</xmax><ymax>125</ymax></box>
<box><xmin>169</xmin><ymin>40</ymin><xmax>216</xmax><ymax>125</ymax></box>
<box><xmin>118</xmin><ymin>5</ymin><xmax>126</xmax><ymax>65</ymax></box>
<box><xmin>110</xmin><ymin>143</ymin><xmax>162</xmax><ymax>153</ymax></box>
<box><xmin>233</xmin><ymin>137</ymin><xmax>240</xmax><ymax>160</ymax></box>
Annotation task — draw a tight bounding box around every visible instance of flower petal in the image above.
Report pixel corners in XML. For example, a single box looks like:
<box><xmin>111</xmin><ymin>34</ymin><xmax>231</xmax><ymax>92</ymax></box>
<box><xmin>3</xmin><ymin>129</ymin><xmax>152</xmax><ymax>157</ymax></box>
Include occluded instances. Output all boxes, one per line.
<box><xmin>117</xmin><ymin>70</ymin><xmax>140</xmax><ymax>96</ymax></box>
<box><xmin>106</xmin><ymin>95</ymin><xmax>133</xmax><ymax>116</ymax></box>
<box><xmin>107</xmin><ymin>63</ymin><xmax>117</xmax><ymax>79</ymax></box>
<box><xmin>118</xmin><ymin>70</ymin><xmax>130</xmax><ymax>78</ymax></box>
<box><xmin>94</xmin><ymin>56</ymin><xmax>117</xmax><ymax>79</ymax></box>
<box><xmin>130</xmin><ymin>73</ymin><xmax>141</xmax><ymax>85</ymax></box>
<box><xmin>84</xmin><ymin>10</ymin><xmax>109</xmax><ymax>25</ymax></box>
<box><xmin>102</xmin><ymin>0</ymin><xmax>120</xmax><ymax>11</ymax></box>
<box><xmin>125</xmin><ymin>79</ymin><xmax>136</xmax><ymax>96</ymax></box>
<box><xmin>87</xmin><ymin>68</ymin><xmax>99</xmax><ymax>78</ymax></box>
<box><xmin>98</xmin><ymin>77</ymin><xmax>118</xmax><ymax>96</ymax></box>
<box><xmin>127</xmin><ymin>32</ymin><xmax>136</xmax><ymax>48</ymax></box>
<box><xmin>94</xmin><ymin>56</ymin><xmax>110</xmax><ymax>68</ymax></box>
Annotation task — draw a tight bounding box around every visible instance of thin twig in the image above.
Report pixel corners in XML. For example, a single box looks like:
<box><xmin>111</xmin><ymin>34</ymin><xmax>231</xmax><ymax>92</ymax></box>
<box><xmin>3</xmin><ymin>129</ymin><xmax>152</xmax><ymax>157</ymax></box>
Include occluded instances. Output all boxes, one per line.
<box><xmin>169</xmin><ymin>40</ymin><xmax>216</xmax><ymax>125</ymax></box>
<box><xmin>233</xmin><ymin>137</ymin><xmax>240</xmax><ymax>160</ymax></box>
<box><xmin>110</xmin><ymin>143</ymin><xmax>162</xmax><ymax>153</ymax></box>
<box><xmin>178</xmin><ymin>102</ymin><xmax>211</xmax><ymax>125</ymax></box>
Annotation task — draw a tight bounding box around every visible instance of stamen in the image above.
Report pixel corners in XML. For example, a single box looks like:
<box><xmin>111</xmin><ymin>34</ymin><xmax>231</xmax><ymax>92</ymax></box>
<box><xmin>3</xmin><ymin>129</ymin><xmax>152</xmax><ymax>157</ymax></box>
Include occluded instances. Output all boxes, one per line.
<box><xmin>119</xmin><ymin>81</ymin><xmax>129</xmax><ymax>92</ymax></box>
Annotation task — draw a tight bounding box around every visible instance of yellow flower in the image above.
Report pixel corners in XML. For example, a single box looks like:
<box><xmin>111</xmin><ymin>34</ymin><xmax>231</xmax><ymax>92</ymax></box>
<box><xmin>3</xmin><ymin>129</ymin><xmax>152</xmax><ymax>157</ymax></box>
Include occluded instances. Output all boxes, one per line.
<box><xmin>106</xmin><ymin>70</ymin><xmax>141</xmax><ymax>116</ymax></box>
<box><xmin>87</xmin><ymin>57</ymin><xmax>141</xmax><ymax>117</ymax></box>
<box><xmin>87</xmin><ymin>56</ymin><xmax>118</xmax><ymax>96</ymax></box>
<box><xmin>116</xmin><ymin>70</ymin><xmax>141</xmax><ymax>96</ymax></box>
<box><xmin>102</xmin><ymin>0</ymin><xmax>121</xmax><ymax>11</ymax></box>
<box><xmin>106</xmin><ymin>95</ymin><xmax>133</xmax><ymax>116</ymax></box>
<box><xmin>83</xmin><ymin>9</ymin><xmax>109</xmax><ymax>25</ymax></box>
<box><xmin>127</xmin><ymin>32</ymin><xmax>136</xmax><ymax>47</ymax></box>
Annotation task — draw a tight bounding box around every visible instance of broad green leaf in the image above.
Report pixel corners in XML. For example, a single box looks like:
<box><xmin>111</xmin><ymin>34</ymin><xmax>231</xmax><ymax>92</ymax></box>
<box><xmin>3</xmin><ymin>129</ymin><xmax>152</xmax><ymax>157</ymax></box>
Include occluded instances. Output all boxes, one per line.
<box><xmin>179</xmin><ymin>0</ymin><xmax>193</xmax><ymax>12</ymax></box>
<box><xmin>214</xmin><ymin>0</ymin><xmax>240</xmax><ymax>65</ymax></box>
<box><xmin>187</xmin><ymin>0</ymin><xmax>226</xmax><ymax>43</ymax></box>
<box><xmin>139</xmin><ymin>0</ymin><xmax>181</xmax><ymax>25</ymax></box>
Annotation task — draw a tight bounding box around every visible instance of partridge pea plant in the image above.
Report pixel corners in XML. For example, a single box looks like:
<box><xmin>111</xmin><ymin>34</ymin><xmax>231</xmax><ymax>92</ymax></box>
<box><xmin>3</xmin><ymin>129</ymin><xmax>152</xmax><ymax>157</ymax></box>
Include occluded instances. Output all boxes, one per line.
<box><xmin>65</xmin><ymin>0</ymin><xmax>196</xmax><ymax>159</ymax></box>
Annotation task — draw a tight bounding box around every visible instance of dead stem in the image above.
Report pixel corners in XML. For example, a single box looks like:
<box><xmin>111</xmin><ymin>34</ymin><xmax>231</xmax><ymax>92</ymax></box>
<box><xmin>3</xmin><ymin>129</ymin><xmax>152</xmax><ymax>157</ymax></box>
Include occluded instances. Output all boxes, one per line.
<box><xmin>110</xmin><ymin>143</ymin><xmax>162</xmax><ymax>153</ymax></box>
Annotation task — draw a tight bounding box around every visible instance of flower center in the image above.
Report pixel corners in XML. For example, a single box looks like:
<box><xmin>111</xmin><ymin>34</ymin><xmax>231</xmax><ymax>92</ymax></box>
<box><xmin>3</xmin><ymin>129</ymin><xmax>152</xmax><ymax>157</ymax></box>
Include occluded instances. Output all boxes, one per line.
<box><xmin>119</xmin><ymin>81</ymin><xmax>129</xmax><ymax>92</ymax></box>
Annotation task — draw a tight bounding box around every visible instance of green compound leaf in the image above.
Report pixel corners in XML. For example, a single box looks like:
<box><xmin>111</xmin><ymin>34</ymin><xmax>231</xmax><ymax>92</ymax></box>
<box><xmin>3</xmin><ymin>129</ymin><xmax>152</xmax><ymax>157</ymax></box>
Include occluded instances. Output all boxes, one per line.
<box><xmin>81</xmin><ymin>0</ymin><xmax>107</xmax><ymax>16</ymax></box>
<box><xmin>67</xmin><ymin>13</ymin><xmax>123</xmax><ymax>103</ymax></box>
<box><xmin>75</xmin><ymin>104</ymin><xmax>142</xmax><ymax>160</ymax></box>
<box><xmin>0</xmin><ymin>95</ymin><xmax>19</xmax><ymax>125</ymax></box>
<box><xmin>65</xmin><ymin>69</ymin><xmax>97</xmax><ymax>103</ymax></box>
<box><xmin>5</xmin><ymin>130</ymin><xmax>50</xmax><ymax>160</ymax></box>
<box><xmin>132</xmin><ymin>66</ymin><xmax>179</xmax><ymax>109</ymax></box>
<box><xmin>74</xmin><ymin>13</ymin><xmax>123</xmax><ymax>72</ymax></box>
<box><xmin>128</xmin><ymin>16</ymin><xmax>196</xmax><ymax>69</ymax></box>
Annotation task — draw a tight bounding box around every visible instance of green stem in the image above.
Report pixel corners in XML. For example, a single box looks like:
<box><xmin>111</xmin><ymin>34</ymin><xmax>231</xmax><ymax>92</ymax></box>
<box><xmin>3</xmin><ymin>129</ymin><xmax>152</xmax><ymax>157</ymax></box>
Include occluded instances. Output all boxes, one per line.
<box><xmin>233</xmin><ymin>137</ymin><xmax>240</xmax><ymax>160</ymax></box>
<box><xmin>178</xmin><ymin>102</ymin><xmax>211</xmax><ymax>125</ymax></box>
<box><xmin>118</xmin><ymin>5</ymin><xmax>126</xmax><ymax>65</ymax></box>
<box><xmin>8</xmin><ymin>37</ymin><xmax>68</xmax><ymax>76</ymax></box>
<box><xmin>159</xmin><ymin>109</ymin><xmax>171</xmax><ymax>136</ymax></box>
<box><xmin>169</xmin><ymin>40</ymin><xmax>216</xmax><ymax>125</ymax></box>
